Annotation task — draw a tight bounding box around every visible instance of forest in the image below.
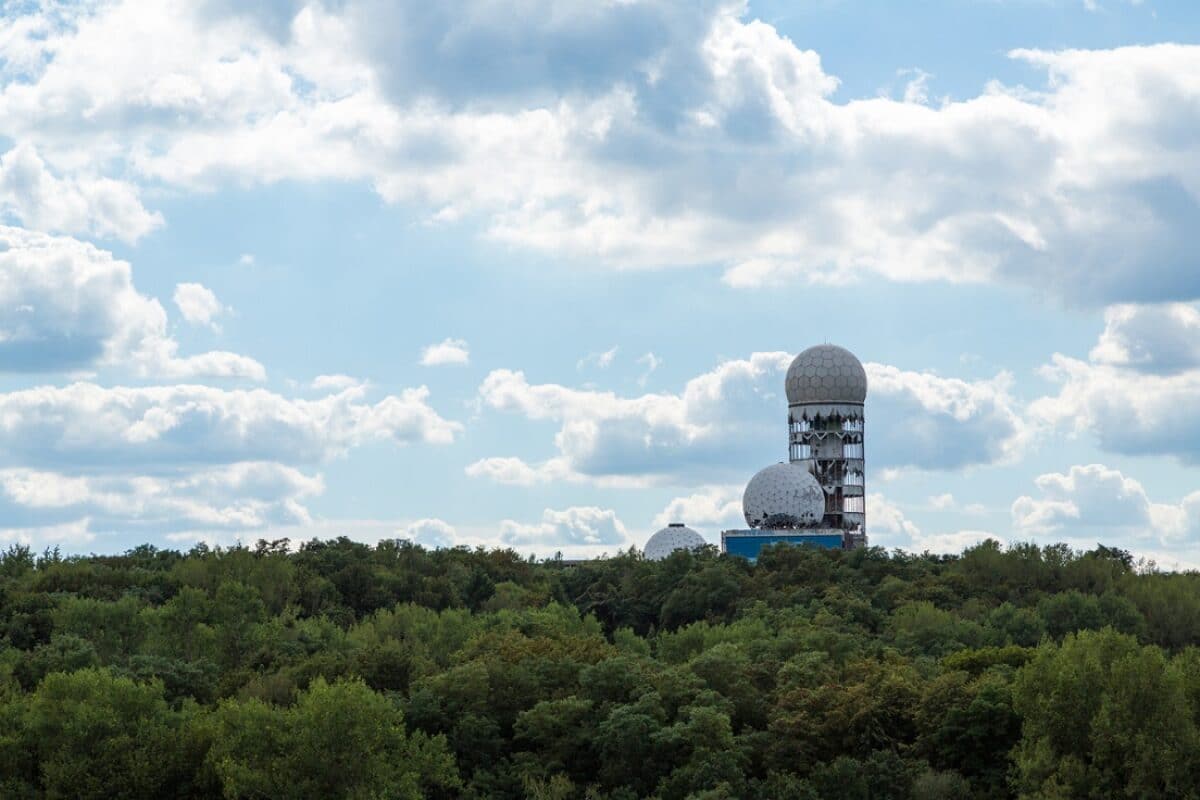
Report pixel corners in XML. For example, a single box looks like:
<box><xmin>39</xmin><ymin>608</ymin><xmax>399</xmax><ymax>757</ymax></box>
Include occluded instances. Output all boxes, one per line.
<box><xmin>2</xmin><ymin>537</ymin><xmax>1200</xmax><ymax>799</ymax></box>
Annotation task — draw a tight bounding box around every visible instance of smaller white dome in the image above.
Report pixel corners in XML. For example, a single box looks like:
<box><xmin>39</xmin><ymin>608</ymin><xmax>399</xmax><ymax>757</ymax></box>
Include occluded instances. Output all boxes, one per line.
<box><xmin>743</xmin><ymin>462</ymin><xmax>826</xmax><ymax>528</ymax></box>
<box><xmin>644</xmin><ymin>524</ymin><xmax>706</xmax><ymax>561</ymax></box>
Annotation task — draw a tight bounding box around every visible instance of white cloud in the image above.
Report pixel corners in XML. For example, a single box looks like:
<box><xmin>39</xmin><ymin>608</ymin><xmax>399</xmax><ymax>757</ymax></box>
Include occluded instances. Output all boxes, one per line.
<box><xmin>1012</xmin><ymin>463</ymin><xmax>1197</xmax><ymax>548</ymax></box>
<box><xmin>475</xmin><ymin>352</ymin><xmax>790</xmax><ymax>485</ymax></box>
<box><xmin>654</xmin><ymin>485</ymin><xmax>743</xmax><ymax>529</ymax></box>
<box><xmin>0</xmin><ymin>144</ymin><xmax>162</xmax><ymax>243</ymax></box>
<box><xmin>471</xmin><ymin>353</ymin><xmax>1027</xmax><ymax>487</ymax></box>
<box><xmin>868</xmin><ymin>492</ymin><xmax>995</xmax><ymax>553</ymax></box>
<box><xmin>311</xmin><ymin>374</ymin><xmax>364</xmax><ymax>391</ymax></box>
<box><xmin>464</xmin><ymin>456</ymin><xmax>571</xmax><ymax>487</ymax></box>
<box><xmin>1031</xmin><ymin>300</ymin><xmax>1200</xmax><ymax>463</ymax></box>
<box><xmin>0</xmin><ymin>518</ymin><xmax>95</xmax><ymax>549</ymax></box>
<box><xmin>173</xmin><ymin>282</ymin><xmax>226</xmax><ymax>330</ymax></box>
<box><xmin>637</xmin><ymin>352</ymin><xmax>661</xmax><ymax>386</ymax></box>
<box><xmin>0</xmin><ymin>462</ymin><xmax>322</xmax><ymax>534</ymax></box>
<box><xmin>0</xmin><ymin>227</ymin><xmax>263</xmax><ymax>379</ymax></box>
<box><xmin>500</xmin><ymin>506</ymin><xmax>631</xmax><ymax>548</ymax></box>
<box><xmin>0</xmin><ymin>381</ymin><xmax>461</xmax><ymax>470</ymax></box>
<box><xmin>867</xmin><ymin>363</ymin><xmax>1028</xmax><ymax>470</ymax></box>
<box><xmin>0</xmin><ymin>5</ymin><xmax>1198</xmax><ymax>303</ymax></box>
<box><xmin>397</xmin><ymin>517</ymin><xmax>456</xmax><ymax>549</ymax></box>
<box><xmin>1090</xmin><ymin>303</ymin><xmax>1200</xmax><ymax>373</ymax></box>
<box><xmin>419</xmin><ymin>337</ymin><xmax>470</xmax><ymax>366</ymax></box>
<box><xmin>1032</xmin><ymin>353</ymin><xmax>1200</xmax><ymax>463</ymax></box>
<box><xmin>578</xmin><ymin>346</ymin><xmax>619</xmax><ymax>371</ymax></box>
<box><xmin>868</xmin><ymin>493</ymin><xmax>923</xmax><ymax>549</ymax></box>
<box><xmin>929</xmin><ymin>493</ymin><xmax>956</xmax><ymax>510</ymax></box>
<box><xmin>0</xmin><ymin>379</ymin><xmax>461</xmax><ymax>541</ymax></box>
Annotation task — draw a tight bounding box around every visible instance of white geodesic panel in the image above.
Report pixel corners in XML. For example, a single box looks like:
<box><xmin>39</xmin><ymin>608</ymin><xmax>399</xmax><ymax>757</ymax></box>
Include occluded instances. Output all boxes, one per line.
<box><xmin>785</xmin><ymin>344</ymin><xmax>868</xmax><ymax>405</ymax></box>
<box><xmin>742</xmin><ymin>462</ymin><xmax>827</xmax><ymax>528</ymax></box>
<box><xmin>644</xmin><ymin>525</ymin><xmax>707</xmax><ymax>560</ymax></box>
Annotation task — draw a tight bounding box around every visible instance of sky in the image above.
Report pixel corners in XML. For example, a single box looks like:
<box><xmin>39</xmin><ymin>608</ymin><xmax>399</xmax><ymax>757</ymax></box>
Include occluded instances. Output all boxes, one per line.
<box><xmin>1</xmin><ymin>0</ymin><xmax>1200</xmax><ymax>566</ymax></box>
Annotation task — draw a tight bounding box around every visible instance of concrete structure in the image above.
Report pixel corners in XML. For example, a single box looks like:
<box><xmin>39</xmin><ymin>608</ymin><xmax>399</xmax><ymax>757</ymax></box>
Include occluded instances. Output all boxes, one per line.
<box><xmin>722</xmin><ymin>343</ymin><xmax>869</xmax><ymax>560</ymax></box>
<box><xmin>644</xmin><ymin>523</ymin><xmax>707</xmax><ymax>560</ymax></box>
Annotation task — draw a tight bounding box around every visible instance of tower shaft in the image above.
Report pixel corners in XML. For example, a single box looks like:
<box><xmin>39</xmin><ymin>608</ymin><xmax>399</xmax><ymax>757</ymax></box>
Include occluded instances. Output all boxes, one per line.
<box><xmin>788</xmin><ymin>401</ymin><xmax>866</xmax><ymax>545</ymax></box>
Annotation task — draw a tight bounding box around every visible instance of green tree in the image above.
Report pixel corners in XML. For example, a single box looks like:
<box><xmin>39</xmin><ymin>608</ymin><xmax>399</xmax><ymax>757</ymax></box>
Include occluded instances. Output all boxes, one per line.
<box><xmin>1012</xmin><ymin>629</ymin><xmax>1200</xmax><ymax>798</ymax></box>
<box><xmin>18</xmin><ymin>668</ymin><xmax>206</xmax><ymax>799</ymax></box>
<box><xmin>207</xmin><ymin>677</ymin><xmax>459</xmax><ymax>799</ymax></box>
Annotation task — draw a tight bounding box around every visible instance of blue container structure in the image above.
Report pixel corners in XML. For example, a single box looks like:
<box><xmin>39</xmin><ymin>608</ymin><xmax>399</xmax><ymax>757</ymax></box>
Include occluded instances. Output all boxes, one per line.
<box><xmin>721</xmin><ymin>530</ymin><xmax>845</xmax><ymax>562</ymax></box>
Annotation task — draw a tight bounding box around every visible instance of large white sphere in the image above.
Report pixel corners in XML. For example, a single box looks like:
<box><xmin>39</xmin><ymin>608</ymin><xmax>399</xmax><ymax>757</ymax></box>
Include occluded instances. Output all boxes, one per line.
<box><xmin>743</xmin><ymin>462</ymin><xmax>826</xmax><ymax>529</ymax></box>
<box><xmin>644</xmin><ymin>524</ymin><xmax>706</xmax><ymax>560</ymax></box>
<box><xmin>785</xmin><ymin>344</ymin><xmax>867</xmax><ymax>405</ymax></box>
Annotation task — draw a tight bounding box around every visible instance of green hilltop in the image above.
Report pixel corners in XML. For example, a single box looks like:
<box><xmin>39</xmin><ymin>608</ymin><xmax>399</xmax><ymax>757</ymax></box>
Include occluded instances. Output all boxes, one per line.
<box><xmin>1</xmin><ymin>538</ymin><xmax>1199</xmax><ymax>799</ymax></box>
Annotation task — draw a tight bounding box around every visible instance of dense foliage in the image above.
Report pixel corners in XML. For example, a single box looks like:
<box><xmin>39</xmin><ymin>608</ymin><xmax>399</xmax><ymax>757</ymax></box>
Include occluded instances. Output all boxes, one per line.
<box><xmin>1</xmin><ymin>537</ymin><xmax>1199</xmax><ymax>798</ymax></box>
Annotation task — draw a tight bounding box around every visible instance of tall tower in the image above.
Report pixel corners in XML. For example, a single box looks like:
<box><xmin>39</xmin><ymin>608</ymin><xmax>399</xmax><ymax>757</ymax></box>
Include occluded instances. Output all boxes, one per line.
<box><xmin>784</xmin><ymin>345</ymin><xmax>867</xmax><ymax>546</ymax></box>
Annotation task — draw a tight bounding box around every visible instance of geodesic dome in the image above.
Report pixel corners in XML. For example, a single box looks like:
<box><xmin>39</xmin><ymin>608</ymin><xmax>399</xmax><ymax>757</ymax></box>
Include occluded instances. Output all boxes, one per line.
<box><xmin>785</xmin><ymin>344</ymin><xmax>867</xmax><ymax>405</ymax></box>
<box><xmin>644</xmin><ymin>524</ymin><xmax>706</xmax><ymax>560</ymax></box>
<box><xmin>742</xmin><ymin>462</ymin><xmax>826</xmax><ymax>528</ymax></box>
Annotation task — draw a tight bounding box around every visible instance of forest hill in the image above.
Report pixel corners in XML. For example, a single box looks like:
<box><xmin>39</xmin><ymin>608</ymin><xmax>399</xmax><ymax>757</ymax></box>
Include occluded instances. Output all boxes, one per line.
<box><xmin>1</xmin><ymin>537</ymin><xmax>1198</xmax><ymax>799</ymax></box>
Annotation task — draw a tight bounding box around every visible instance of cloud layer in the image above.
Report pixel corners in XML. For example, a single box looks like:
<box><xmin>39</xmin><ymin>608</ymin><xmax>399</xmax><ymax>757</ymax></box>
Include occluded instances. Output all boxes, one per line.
<box><xmin>1033</xmin><ymin>303</ymin><xmax>1200</xmax><ymax>465</ymax></box>
<box><xmin>1012</xmin><ymin>463</ymin><xmax>1200</xmax><ymax>553</ymax></box>
<box><xmin>469</xmin><ymin>352</ymin><xmax>1027</xmax><ymax>487</ymax></box>
<box><xmin>500</xmin><ymin>506</ymin><xmax>630</xmax><ymax>548</ymax></box>
<box><xmin>0</xmin><ymin>4</ymin><xmax>1198</xmax><ymax>302</ymax></box>
<box><xmin>0</xmin><ymin>227</ymin><xmax>263</xmax><ymax>379</ymax></box>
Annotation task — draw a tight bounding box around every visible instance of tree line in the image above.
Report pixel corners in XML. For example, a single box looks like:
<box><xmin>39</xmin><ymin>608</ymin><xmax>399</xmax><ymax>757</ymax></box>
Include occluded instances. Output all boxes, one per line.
<box><xmin>2</xmin><ymin>536</ymin><xmax>1200</xmax><ymax>798</ymax></box>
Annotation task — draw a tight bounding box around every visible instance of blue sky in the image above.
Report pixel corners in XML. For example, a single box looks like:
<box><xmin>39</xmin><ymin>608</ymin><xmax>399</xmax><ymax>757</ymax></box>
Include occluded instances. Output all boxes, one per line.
<box><xmin>1</xmin><ymin>0</ymin><xmax>1199</xmax><ymax>565</ymax></box>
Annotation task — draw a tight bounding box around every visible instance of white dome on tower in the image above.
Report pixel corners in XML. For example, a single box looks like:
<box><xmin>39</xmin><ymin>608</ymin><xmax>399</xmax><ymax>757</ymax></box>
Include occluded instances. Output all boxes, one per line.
<box><xmin>644</xmin><ymin>524</ymin><xmax>707</xmax><ymax>560</ymax></box>
<box><xmin>743</xmin><ymin>462</ymin><xmax>826</xmax><ymax>529</ymax></box>
<box><xmin>785</xmin><ymin>344</ymin><xmax>867</xmax><ymax>405</ymax></box>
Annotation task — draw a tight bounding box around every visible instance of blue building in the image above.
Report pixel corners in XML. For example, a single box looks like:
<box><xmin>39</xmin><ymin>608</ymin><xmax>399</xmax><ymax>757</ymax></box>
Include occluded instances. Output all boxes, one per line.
<box><xmin>721</xmin><ymin>529</ymin><xmax>847</xmax><ymax>561</ymax></box>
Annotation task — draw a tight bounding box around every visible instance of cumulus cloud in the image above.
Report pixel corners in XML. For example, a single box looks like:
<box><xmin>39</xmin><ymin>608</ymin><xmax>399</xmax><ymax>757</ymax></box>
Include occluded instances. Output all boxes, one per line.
<box><xmin>474</xmin><ymin>352</ymin><xmax>790</xmax><ymax>485</ymax></box>
<box><xmin>0</xmin><ymin>462</ymin><xmax>322</xmax><ymax>534</ymax></box>
<box><xmin>1032</xmin><ymin>356</ymin><xmax>1200</xmax><ymax>464</ymax></box>
<box><xmin>0</xmin><ymin>227</ymin><xmax>263</xmax><ymax>379</ymax></box>
<box><xmin>1089</xmin><ymin>303</ymin><xmax>1200</xmax><ymax>373</ymax></box>
<box><xmin>311</xmin><ymin>374</ymin><xmax>364</xmax><ymax>391</ymax></box>
<box><xmin>397</xmin><ymin>517</ymin><xmax>456</xmax><ymax>548</ymax></box>
<box><xmin>173</xmin><ymin>282</ymin><xmax>227</xmax><ymax>330</ymax></box>
<box><xmin>470</xmin><ymin>353</ymin><xmax>1026</xmax><ymax>486</ymax></box>
<box><xmin>868</xmin><ymin>493</ymin><xmax>995</xmax><ymax>553</ymax></box>
<box><xmin>0</xmin><ymin>144</ymin><xmax>162</xmax><ymax>242</ymax></box>
<box><xmin>654</xmin><ymin>485</ymin><xmax>743</xmax><ymax>529</ymax></box>
<box><xmin>419</xmin><ymin>338</ymin><xmax>470</xmax><ymax>366</ymax></box>
<box><xmin>464</xmin><ymin>456</ymin><xmax>572</xmax><ymax>487</ymax></box>
<box><xmin>0</xmin><ymin>519</ymin><xmax>95</xmax><ymax>549</ymax></box>
<box><xmin>0</xmin><ymin>380</ymin><xmax>461</xmax><ymax>543</ymax></box>
<box><xmin>500</xmin><ymin>506</ymin><xmax>630</xmax><ymax>548</ymax></box>
<box><xmin>1012</xmin><ymin>464</ymin><xmax>1198</xmax><ymax>548</ymax></box>
<box><xmin>0</xmin><ymin>381</ymin><xmax>462</xmax><ymax>471</ymax></box>
<box><xmin>867</xmin><ymin>364</ymin><xmax>1028</xmax><ymax>471</ymax></box>
<box><xmin>1029</xmin><ymin>297</ymin><xmax>1200</xmax><ymax>463</ymax></box>
<box><xmin>0</xmin><ymin>4</ymin><xmax>1198</xmax><ymax>302</ymax></box>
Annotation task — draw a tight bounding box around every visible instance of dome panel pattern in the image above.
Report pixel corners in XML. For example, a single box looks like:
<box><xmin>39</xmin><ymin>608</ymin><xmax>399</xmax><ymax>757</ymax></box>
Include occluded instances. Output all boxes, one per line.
<box><xmin>644</xmin><ymin>525</ymin><xmax>707</xmax><ymax>560</ymax></box>
<box><xmin>742</xmin><ymin>462</ymin><xmax>826</xmax><ymax>528</ymax></box>
<box><xmin>785</xmin><ymin>344</ymin><xmax>867</xmax><ymax>405</ymax></box>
